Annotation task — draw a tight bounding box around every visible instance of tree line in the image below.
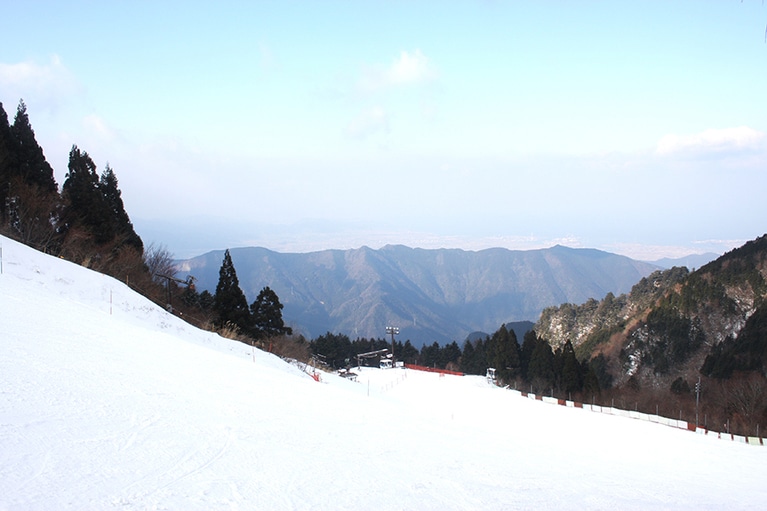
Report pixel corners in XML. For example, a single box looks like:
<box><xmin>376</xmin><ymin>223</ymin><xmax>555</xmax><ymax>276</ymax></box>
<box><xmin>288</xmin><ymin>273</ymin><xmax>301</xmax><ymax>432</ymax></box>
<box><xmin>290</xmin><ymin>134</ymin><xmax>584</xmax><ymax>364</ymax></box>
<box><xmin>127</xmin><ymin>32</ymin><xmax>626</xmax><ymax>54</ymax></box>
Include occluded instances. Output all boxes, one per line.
<box><xmin>309</xmin><ymin>323</ymin><xmax>613</xmax><ymax>398</ymax></box>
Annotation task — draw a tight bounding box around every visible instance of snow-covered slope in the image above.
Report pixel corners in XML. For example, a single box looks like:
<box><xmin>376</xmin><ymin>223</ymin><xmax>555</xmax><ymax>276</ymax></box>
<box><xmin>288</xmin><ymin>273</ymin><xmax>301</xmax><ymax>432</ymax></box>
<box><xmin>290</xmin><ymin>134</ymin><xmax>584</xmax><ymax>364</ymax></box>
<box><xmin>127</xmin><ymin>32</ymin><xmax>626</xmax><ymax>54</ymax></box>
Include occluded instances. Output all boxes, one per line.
<box><xmin>1</xmin><ymin>235</ymin><xmax>765</xmax><ymax>510</ymax></box>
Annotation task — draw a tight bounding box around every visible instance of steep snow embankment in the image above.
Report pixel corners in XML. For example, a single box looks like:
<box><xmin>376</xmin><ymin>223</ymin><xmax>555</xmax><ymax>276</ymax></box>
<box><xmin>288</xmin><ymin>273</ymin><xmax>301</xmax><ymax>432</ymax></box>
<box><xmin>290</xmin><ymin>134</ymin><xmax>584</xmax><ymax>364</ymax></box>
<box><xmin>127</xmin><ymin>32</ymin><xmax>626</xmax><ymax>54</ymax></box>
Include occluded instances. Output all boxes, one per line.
<box><xmin>1</xmin><ymin>235</ymin><xmax>766</xmax><ymax>510</ymax></box>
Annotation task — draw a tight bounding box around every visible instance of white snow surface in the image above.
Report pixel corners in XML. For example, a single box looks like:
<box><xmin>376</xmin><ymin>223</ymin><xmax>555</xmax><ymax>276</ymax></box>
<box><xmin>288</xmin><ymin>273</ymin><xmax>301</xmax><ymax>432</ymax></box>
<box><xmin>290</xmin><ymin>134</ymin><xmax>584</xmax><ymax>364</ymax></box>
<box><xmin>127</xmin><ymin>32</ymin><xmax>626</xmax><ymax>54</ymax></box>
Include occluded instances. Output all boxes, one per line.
<box><xmin>1</xmin><ymin>234</ymin><xmax>766</xmax><ymax>510</ymax></box>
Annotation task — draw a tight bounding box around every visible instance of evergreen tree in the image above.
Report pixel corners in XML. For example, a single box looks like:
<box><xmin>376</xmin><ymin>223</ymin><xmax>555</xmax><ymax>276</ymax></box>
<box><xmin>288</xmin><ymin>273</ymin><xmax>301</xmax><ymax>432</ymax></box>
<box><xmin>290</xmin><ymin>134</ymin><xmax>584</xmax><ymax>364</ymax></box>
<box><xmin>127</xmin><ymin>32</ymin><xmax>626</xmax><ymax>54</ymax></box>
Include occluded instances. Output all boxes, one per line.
<box><xmin>0</xmin><ymin>102</ymin><xmax>15</xmax><ymax>224</ymax></box>
<box><xmin>552</xmin><ymin>346</ymin><xmax>564</xmax><ymax>391</ymax></box>
<box><xmin>560</xmin><ymin>340</ymin><xmax>582</xmax><ymax>394</ymax></box>
<box><xmin>528</xmin><ymin>333</ymin><xmax>555</xmax><ymax>393</ymax></box>
<box><xmin>588</xmin><ymin>353</ymin><xmax>613</xmax><ymax>390</ymax></box>
<box><xmin>250</xmin><ymin>286</ymin><xmax>292</xmax><ymax>339</ymax></box>
<box><xmin>99</xmin><ymin>164</ymin><xmax>142</xmax><ymax>251</ymax></box>
<box><xmin>420</xmin><ymin>342</ymin><xmax>441</xmax><ymax>367</ymax></box>
<box><xmin>484</xmin><ymin>331</ymin><xmax>497</xmax><ymax>370</ymax></box>
<box><xmin>460</xmin><ymin>339</ymin><xmax>476</xmax><ymax>374</ymax></box>
<box><xmin>61</xmin><ymin>145</ymin><xmax>113</xmax><ymax>243</ymax></box>
<box><xmin>311</xmin><ymin>332</ymin><xmax>352</xmax><ymax>368</ymax></box>
<box><xmin>442</xmin><ymin>341</ymin><xmax>462</xmax><ymax>368</ymax></box>
<box><xmin>198</xmin><ymin>290</ymin><xmax>215</xmax><ymax>311</ymax></box>
<box><xmin>10</xmin><ymin>100</ymin><xmax>56</xmax><ymax>193</ymax></box>
<box><xmin>1</xmin><ymin>101</ymin><xmax>59</xmax><ymax>248</ymax></box>
<box><xmin>469</xmin><ymin>337</ymin><xmax>488</xmax><ymax>375</ymax></box>
<box><xmin>401</xmin><ymin>340</ymin><xmax>419</xmax><ymax>364</ymax></box>
<box><xmin>392</xmin><ymin>339</ymin><xmax>404</xmax><ymax>360</ymax></box>
<box><xmin>582</xmin><ymin>366</ymin><xmax>600</xmax><ymax>397</ymax></box>
<box><xmin>491</xmin><ymin>324</ymin><xmax>521</xmax><ymax>383</ymax></box>
<box><xmin>213</xmin><ymin>249</ymin><xmax>251</xmax><ymax>334</ymax></box>
<box><xmin>520</xmin><ymin>330</ymin><xmax>538</xmax><ymax>380</ymax></box>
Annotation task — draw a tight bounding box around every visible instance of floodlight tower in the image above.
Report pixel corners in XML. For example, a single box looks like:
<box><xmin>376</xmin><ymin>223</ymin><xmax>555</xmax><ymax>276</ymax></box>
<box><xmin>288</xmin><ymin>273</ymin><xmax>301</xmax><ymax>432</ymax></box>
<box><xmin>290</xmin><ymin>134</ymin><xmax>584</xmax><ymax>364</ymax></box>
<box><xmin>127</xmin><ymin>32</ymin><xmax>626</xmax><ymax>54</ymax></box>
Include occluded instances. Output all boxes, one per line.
<box><xmin>386</xmin><ymin>326</ymin><xmax>399</xmax><ymax>362</ymax></box>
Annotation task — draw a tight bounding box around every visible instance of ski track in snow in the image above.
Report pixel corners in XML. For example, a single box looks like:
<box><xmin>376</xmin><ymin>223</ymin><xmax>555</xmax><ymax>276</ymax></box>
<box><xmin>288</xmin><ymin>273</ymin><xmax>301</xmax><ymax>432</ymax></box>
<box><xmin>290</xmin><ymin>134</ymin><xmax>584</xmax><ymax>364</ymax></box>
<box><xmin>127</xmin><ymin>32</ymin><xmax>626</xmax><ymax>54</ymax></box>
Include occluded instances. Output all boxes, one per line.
<box><xmin>1</xmin><ymin>234</ymin><xmax>767</xmax><ymax>510</ymax></box>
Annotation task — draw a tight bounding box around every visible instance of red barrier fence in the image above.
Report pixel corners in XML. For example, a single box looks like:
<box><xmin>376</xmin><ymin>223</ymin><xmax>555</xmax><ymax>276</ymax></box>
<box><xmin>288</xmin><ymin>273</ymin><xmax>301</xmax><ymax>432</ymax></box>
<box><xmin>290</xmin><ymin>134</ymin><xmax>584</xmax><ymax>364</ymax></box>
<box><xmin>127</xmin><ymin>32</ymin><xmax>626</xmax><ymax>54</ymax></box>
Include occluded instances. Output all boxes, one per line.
<box><xmin>404</xmin><ymin>364</ymin><xmax>463</xmax><ymax>376</ymax></box>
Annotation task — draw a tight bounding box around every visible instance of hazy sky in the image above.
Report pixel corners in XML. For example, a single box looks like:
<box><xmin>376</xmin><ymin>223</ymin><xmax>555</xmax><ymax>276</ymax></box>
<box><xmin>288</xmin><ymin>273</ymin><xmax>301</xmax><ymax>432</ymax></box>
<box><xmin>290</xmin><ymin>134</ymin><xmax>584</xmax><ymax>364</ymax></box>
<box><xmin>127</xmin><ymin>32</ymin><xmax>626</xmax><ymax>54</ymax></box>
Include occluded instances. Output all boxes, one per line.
<box><xmin>2</xmin><ymin>1</ymin><xmax>766</xmax><ymax>259</ymax></box>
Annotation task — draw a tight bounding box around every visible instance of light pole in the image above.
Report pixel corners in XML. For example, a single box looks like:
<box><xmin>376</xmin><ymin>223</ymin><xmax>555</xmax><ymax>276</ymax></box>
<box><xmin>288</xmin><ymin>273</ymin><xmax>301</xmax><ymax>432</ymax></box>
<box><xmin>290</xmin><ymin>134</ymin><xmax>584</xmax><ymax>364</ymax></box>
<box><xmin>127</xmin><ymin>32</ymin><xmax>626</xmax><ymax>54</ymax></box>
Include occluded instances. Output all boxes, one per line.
<box><xmin>386</xmin><ymin>326</ymin><xmax>399</xmax><ymax>364</ymax></box>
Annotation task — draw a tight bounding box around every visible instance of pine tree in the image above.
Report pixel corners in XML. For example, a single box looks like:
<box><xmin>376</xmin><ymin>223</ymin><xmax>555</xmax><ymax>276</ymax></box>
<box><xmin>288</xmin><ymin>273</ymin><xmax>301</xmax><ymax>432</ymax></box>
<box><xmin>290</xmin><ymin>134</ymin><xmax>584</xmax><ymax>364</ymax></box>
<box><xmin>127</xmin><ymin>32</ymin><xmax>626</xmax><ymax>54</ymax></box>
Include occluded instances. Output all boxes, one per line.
<box><xmin>213</xmin><ymin>249</ymin><xmax>251</xmax><ymax>334</ymax></box>
<box><xmin>250</xmin><ymin>286</ymin><xmax>292</xmax><ymax>340</ymax></box>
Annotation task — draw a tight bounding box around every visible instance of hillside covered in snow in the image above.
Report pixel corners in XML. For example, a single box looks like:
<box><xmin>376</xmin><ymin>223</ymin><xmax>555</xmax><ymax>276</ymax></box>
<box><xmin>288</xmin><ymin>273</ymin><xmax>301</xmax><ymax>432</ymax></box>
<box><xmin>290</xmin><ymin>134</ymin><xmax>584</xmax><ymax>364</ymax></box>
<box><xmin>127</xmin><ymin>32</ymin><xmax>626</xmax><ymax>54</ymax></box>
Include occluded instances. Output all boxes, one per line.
<box><xmin>1</xmin><ymin>234</ymin><xmax>766</xmax><ymax>510</ymax></box>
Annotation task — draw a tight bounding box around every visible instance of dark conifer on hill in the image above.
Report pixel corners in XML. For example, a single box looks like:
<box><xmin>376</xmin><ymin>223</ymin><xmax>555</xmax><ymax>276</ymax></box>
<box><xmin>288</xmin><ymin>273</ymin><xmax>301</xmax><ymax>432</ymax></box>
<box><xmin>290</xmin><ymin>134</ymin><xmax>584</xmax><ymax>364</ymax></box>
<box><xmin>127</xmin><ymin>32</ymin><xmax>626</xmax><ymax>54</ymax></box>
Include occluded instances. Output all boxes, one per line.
<box><xmin>99</xmin><ymin>164</ymin><xmax>142</xmax><ymax>251</ymax></box>
<box><xmin>9</xmin><ymin>100</ymin><xmax>57</xmax><ymax>193</ymax></box>
<box><xmin>520</xmin><ymin>330</ymin><xmax>538</xmax><ymax>381</ymax></box>
<box><xmin>0</xmin><ymin>102</ymin><xmax>15</xmax><ymax>217</ymax></box>
<box><xmin>0</xmin><ymin>100</ymin><xmax>60</xmax><ymax>250</ymax></box>
<box><xmin>213</xmin><ymin>249</ymin><xmax>252</xmax><ymax>334</ymax></box>
<box><xmin>460</xmin><ymin>339</ymin><xmax>476</xmax><ymax>374</ymax></box>
<box><xmin>491</xmin><ymin>324</ymin><xmax>521</xmax><ymax>383</ymax></box>
<box><xmin>310</xmin><ymin>332</ymin><xmax>352</xmax><ymax>368</ymax></box>
<box><xmin>60</xmin><ymin>146</ymin><xmax>144</xmax><ymax>262</ymax></box>
<box><xmin>528</xmin><ymin>332</ymin><xmax>555</xmax><ymax>393</ymax></box>
<box><xmin>459</xmin><ymin>336</ymin><xmax>488</xmax><ymax>375</ymax></box>
<box><xmin>250</xmin><ymin>286</ymin><xmax>292</xmax><ymax>340</ymax></box>
<box><xmin>401</xmin><ymin>340</ymin><xmax>419</xmax><ymax>364</ymax></box>
<box><xmin>442</xmin><ymin>340</ymin><xmax>462</xmax><ymax>368</ymax></box>
<box><xmin>559</xmin><ymin>340</ymin><xmax>582</xmax><ymax>394</ymax></box>
<box><xmin>61</xmin><ymin>145</ymin><xmax>114</xmax><ymax>244</ymax></box>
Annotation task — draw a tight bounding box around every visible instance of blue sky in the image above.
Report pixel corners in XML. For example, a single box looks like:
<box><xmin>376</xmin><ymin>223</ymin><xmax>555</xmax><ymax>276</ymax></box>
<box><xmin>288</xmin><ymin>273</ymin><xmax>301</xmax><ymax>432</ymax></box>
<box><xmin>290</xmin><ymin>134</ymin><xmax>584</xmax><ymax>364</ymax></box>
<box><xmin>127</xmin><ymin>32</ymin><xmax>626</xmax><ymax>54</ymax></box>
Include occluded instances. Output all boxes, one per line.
<box><xmin>2</xmin><ymin>1</ymin><xmax>766</xmax><ymax>259</ymax></box>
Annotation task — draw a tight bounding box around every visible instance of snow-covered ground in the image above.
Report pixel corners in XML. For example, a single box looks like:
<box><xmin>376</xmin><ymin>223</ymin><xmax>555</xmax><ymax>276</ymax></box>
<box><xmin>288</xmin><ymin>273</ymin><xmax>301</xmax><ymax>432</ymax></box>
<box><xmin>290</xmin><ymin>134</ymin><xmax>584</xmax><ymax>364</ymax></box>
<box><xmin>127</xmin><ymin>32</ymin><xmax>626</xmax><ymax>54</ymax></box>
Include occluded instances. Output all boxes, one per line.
<box><xmin>1</xmin><ymin>234</ymin><xmax>766</xmax><ymax>510</ymax></box>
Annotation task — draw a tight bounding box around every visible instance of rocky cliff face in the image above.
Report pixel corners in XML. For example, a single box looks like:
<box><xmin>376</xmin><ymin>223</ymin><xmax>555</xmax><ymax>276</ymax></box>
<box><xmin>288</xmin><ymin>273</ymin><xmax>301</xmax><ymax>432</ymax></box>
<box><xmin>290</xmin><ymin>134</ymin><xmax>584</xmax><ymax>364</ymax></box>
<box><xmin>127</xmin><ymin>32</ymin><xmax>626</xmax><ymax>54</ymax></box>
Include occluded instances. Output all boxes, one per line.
<box><xmin>536</xmin><ymin>266</ymin><xmax>689</xmax><ymax>352</ymax></box>
<box><xmin>534</xmin><ymin>235</ymin><xmax>767</xmax><ymax>389</ymax></box>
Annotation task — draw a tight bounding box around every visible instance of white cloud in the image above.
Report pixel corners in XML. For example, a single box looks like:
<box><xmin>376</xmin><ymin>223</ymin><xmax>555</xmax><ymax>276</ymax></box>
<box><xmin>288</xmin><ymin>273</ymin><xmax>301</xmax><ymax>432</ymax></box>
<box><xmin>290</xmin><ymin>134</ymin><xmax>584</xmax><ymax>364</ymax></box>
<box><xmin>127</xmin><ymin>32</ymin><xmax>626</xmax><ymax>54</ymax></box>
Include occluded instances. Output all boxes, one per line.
<box><xmin>656</xmin><ymin>126</ymin><xmax>765</xmax><ymax>156</ymax></box>
<box><xmin>346</xmin><ymin>106</ymin><xmax>390</xmax><ymax>139</ymax></box>
<box><xmin>0</xmin><ymin>55</ymin><xmax>80</xmax><ymax>108</ymax></box>
<box><xmin>358</xmin><ymin>49</ymin><xmax>437</xmax><ymax>92</ymax></box>
<box><xmin>82</xmin><ymin>114</ymin><xmax>118</xmax><ymax>143</ymax></box>
<box><xmin>386</xmin><ymin>49</ymin><xmax>435</xmax><ymax>85</ymax></box>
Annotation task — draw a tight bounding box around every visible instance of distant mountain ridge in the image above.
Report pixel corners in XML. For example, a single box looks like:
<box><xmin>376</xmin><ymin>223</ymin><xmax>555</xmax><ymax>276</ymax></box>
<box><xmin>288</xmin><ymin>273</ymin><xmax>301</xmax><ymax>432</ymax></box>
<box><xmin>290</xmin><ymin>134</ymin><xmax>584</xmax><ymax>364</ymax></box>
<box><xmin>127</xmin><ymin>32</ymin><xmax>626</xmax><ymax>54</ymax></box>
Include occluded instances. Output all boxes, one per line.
<box><xmin>649</xmin><ymin>253</ymin><xmax>719</xmax><ymax>270</ymax></box>
<box><xmin>176</xmin><ymin>244</ymin><xmax>660</xmax><ymax>346</ymax></box>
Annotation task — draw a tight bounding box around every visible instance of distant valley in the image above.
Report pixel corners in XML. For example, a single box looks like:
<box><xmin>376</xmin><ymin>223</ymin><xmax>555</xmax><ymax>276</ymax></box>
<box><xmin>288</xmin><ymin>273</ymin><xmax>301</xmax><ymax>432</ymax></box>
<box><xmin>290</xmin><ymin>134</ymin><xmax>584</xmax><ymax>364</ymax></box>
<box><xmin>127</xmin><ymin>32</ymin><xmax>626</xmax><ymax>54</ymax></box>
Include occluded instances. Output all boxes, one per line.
<box><xmin>176</xmin><ymin>244</ymin><xmax>662</xmax><ymax>346</ymax></box>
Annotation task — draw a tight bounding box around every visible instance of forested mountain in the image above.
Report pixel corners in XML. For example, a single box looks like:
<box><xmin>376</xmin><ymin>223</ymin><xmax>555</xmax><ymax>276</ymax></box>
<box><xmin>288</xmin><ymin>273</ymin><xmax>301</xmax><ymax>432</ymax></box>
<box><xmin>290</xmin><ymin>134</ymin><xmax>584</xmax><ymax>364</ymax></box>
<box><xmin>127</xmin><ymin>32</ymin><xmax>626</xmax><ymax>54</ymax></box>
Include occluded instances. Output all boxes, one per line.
<box><xmin>535</xmin><ymin>234</ymin><xmax>767</xmax><ymax>433</ymax></box>
<box><xmin>176</xmin><ymin>244</ymin><xmax>659</xmax><ymax>345</ymax></box>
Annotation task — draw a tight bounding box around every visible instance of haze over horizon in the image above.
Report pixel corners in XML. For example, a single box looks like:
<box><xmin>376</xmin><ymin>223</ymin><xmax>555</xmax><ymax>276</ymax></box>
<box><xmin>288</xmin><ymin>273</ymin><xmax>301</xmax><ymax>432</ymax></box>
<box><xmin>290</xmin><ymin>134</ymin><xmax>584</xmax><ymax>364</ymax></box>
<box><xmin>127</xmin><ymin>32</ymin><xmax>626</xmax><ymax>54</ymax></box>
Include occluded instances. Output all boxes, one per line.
<box><xmin>2</xmin><ymin>2</ymin><xmax>766</xmax><ymax>261</ymax></box>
